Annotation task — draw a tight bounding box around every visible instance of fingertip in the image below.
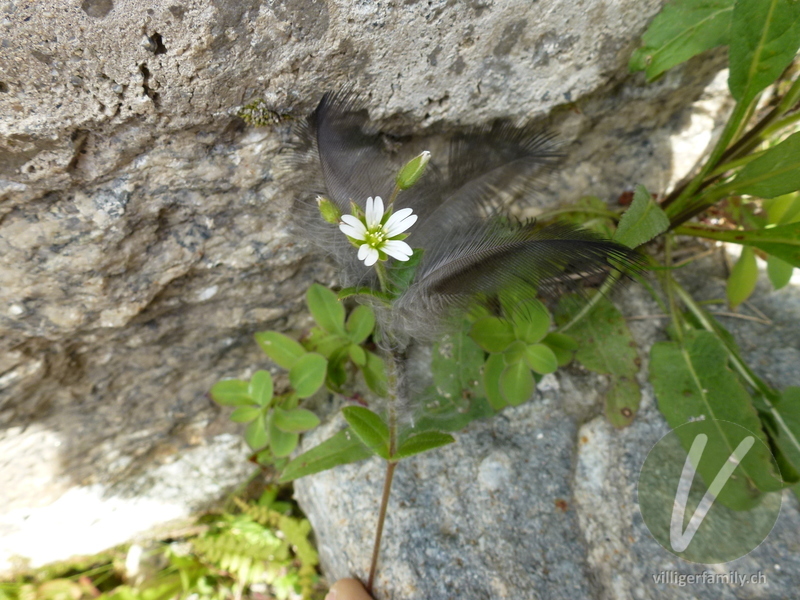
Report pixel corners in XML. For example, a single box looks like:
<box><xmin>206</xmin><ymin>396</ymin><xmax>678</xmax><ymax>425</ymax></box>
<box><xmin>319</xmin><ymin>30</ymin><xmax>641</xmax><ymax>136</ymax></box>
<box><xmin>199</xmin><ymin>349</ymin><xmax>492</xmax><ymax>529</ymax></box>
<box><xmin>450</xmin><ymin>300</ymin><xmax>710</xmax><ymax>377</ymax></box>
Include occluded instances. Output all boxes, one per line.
<box><xmin>326</xmin><ymin>578</ymin><xmax>373</xmax><ymax>600</ymax></box>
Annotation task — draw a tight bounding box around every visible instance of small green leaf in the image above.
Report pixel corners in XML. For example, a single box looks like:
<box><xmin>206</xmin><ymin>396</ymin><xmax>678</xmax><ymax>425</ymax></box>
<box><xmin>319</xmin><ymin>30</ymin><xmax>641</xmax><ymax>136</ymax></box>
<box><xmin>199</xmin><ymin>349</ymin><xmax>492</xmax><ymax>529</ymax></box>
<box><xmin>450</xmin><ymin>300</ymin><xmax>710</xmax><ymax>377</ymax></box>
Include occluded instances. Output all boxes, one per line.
<box><xmin>543</xmin><ymin>332</ymin><xmax>578</xmax><ymax>367</ymax></box>
<box><xmin>244</xmin><ymin>414</ymin><xmax>269</xmax><ymax>449</ymax></box>
<box><xmin>392</xmin><ymin>431</ymin><xmax>455</xmax><ymax>461</ymax></box>
<box><xmin>210</xmin><ymin>379</ymin><xmax>252</xmax><ymax>406</ymax></box>
<box><xmin>229</xmin><ymin>405</ymin><xmax>262</xmax><ymax>423</ymax></box>
<box><xmin>728</xmin><ymin>0</ymin><xmax>800</xmax><ymax>106</ymax></box>
<box><xmin>500</xmin><ymin>361</ymin><xmax>535</xmax><ymax>407</ymax></box>
<box><xmin>605</xmin><ymin>377</ymin><xmax>640</xmax><ymax>428</ymax></box>
<box><xmin>727</xmin><ymin>246</ymin><xmax>758</xmax><ymax>309</ymax></box>
<box><xmin>279</xmin><ymin>428</ymin><xmax>372</xmax><ymax>482</ymax></box>
<box><xmin>248</xmin><ymin>370</ymin><xmax>274</xmax><ymax>407</ymax></box>
<box><xmin>269</xmin><ymin>418</ymin><xmax>299</xmax><ymax>457</ymax></box>
<box><xmin>289</xmin><ymin>353</ymin><xmax>328</xmax><ymax>398</ymax></box>
<box><xmin>482</xmin><ymin>353</ymin><xmax>508</xmax><ymax>411</ymax></box>
<box><xmin>348</xmin><ymin>343</ymin><xmax>367</xmax><ymax>366</ymax></box>
<box><xmin>509</xmin><ymin>299</ymin><xmax>550</xmax><ymax>344</ymax></box>
<box><xmin>346</xmin><ymin>304</ymin><xmax>375</xmax><ymax>344</ymax></box>
<box><xmin>613</xmin><ymin>184</ymin><xmax>670</xmax><ymax>248</ymax></box>
<box><xmin>503</xmin><ymin>340</ymin><xmax>527</xmax><ymax>365</ymax></box>
<box><xmin>341</xmin><ymin>406</ymin><xmax>391</xmax><ymax>459</ymax></box>
<box><xmin>307</xmin><ymin>283</ymin><xmax>346</xmax><ymax>335</ymax></box>
<box><xmin>767</xmin><ymin>254</ymin><xmax>794</xmax><ymax>289</ymax></box>
<box><xmin>255</xmin><ymin>331</ymin><xmax>306</xmax><ymax>369</ymax></box>
<box><xmin>470</xmin><ymin>317</ymin><xmax>516</xmax><ymax>352</ymax></box>
<box><xmin>273</xmin><ymin>407</ymin><xmax>321</xmax><ymax>433</ymax></box>
<box><xmin>629</xmin><ymin>0</ymin><xmax>733</xmax><ymax>80</ymax></box>
<box><xmin>523</xmin><ymin>343</ymin><xmax>559</xmax><ymax>375</ymax></box>
<box><xmin>363</xmin><ymin>351</ymin><xmax>388</xmax><ymax>396</ymax></box>
<box><xmin>312</xmin><ymin>333</ymin><xmax>350</xmax><ymax>358</ymax></box>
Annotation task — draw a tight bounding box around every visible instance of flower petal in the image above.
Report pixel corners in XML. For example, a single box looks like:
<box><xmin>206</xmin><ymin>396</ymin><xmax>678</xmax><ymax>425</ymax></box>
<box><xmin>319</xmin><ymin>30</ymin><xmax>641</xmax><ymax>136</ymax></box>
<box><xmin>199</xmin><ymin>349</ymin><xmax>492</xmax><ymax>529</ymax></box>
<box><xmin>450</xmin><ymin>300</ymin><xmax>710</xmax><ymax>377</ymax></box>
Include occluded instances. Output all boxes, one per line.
<box><xmin>366</xmin><ymin>196</ymin><xmax>384</xmax><ymax>228</ymax></box>
<box><xmin>382</xmin><ymin>240</ymin><xmax>414</xmax><ymax>261</ymax></box>
<box><xmin>357</xmin><ymin>244</ymin><xmax>371</xmax><ymax>261</ymax></box>
<box><xmin>384</xmin><ymin>208</ymin><xmax>418</xmax><ymax>237</ymax></box>
<box><xmin>340</xmin><ymin>215</ymin><xmax>367</xmax><ymax>240</ymax></box>
<box><xmin>363</xmin><ymin>246</ymin><xmax>380</xmax><ymax>266</ymax></box>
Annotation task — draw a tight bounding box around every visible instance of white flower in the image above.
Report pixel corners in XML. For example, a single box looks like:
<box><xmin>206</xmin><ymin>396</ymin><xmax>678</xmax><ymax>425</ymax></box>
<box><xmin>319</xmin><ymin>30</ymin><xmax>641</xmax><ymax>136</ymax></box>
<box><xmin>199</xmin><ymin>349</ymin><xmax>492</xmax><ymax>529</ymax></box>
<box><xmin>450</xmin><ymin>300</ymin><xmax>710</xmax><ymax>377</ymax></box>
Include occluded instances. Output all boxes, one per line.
<box><xmin>339</xmin><ymin>196</ymin><xmax>417</xmax><ymax>266</ymax></box>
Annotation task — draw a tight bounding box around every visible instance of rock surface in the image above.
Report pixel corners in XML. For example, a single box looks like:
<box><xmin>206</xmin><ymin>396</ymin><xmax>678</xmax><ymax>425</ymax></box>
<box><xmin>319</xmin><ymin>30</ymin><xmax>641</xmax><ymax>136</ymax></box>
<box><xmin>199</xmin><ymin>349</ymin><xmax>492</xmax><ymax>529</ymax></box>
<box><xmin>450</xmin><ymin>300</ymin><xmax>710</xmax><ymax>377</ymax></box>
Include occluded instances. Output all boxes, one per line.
<box><xmin>4</xmin><ymin>0</ymin><xmax>795</xmax><ymax>594</ymax></box>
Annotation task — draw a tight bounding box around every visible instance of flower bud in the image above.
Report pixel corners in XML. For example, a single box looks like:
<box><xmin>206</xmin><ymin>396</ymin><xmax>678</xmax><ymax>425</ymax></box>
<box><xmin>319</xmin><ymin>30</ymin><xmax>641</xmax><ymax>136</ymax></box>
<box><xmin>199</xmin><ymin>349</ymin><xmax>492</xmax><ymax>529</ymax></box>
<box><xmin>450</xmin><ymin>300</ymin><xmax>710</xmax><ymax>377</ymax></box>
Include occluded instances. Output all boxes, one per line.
<box><xmin>317</xmin><ymin>196</ymin><xmax>342</xmax><ymax>224</ymax></box>
<box><xmin>395</xmin><ymin>151</ymin><xmax>431</xmax><ymax>190</ymax></box>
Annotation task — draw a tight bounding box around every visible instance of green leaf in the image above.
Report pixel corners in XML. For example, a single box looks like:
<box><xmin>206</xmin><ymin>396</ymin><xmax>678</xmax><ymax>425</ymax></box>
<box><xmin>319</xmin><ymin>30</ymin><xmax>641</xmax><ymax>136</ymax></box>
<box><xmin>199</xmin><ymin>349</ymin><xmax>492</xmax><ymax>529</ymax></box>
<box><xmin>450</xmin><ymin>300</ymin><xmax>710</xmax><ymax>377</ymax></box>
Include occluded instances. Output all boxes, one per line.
<box><xmin>765</xmin><ymin>192</ymin><xmax>800</xmax><ymax>224</ymax></box>
<box><xmin>557</xmin><ymin>296</ymin><xmax>639</xmax><ymax>378</ymax></box>
<box><xmin>503</xmin><ymin>340</ymin><xmax>527</xmax><ymax>365</ymax></box>
<box><xmin>500</xmin><ymin>361</ymin><xmax>535</xmax><ymax>407</ymax></box>
<box><xmin>482</xmin><ymin>353</ymin><xmax>508</xmax><ymax>411</ymax></box>
<box><xmin>289</xmin><ymin>353</ymin><xmax>328</xmax><ymax>398</ymax></box>
<box><xmin>677</xmin><ymin>222</ymin><xmax>800</xmax><ymax>267</ymax></box>
<box><xmin>362</xmin><ymin>351</ymin><xmax>388</xmax><ymax>396</ymax></box>
<box><xmin>346</xmin><ymin>305</ymin><xmax>375</xmax><ymax>344</ymax></box>
<box><xmin>392</xmin><ymin>431</ymin><xmax>455</xmax><ymax>461</ymax></box>
<box><xmin>772</xmin><ymin>387</ymin><xmax>800</xmax><ymax>478</ymax></box>
<box><xmin>255</xmin><ymin>331</ymin><xmax>306</xmax><ymax>369</ymax></box>
<box><xmin>310</xmin><ymin>333</ymin><xmax>349</xmax><ymax>358</ymax></box>
<box><xmin>248</xmin><ymin>370</ymin><xmax>273</xmax><ymax>407</ymax></box>
<box><xmin>728</xmin><ymin>0</ymin><xmax>800</xmax><ymax>106</ymax></box>
<box><xmin>273</xmin><ymin>407</ymin><xmax>321</xmax><ymax>433</ymax></box>
<box><xmin>605</xmin><ymin>377</ymin><xmax>640</xmax><ymax>428</ymax></box>
<box><xmin>269</xmin><ymin>418</ymin><xmax>299</xmax><ymax>457</ymax></box>
<box><xmin>244</xmin><ymin>414</ymin><xmax>269</xmax><ymax>449</ymax></box>
<box><xmin>278</xmin><ymin>428</ymin><xmax>372</xmax><ymax>482</ymax></box>
<box><xmin>557</xmin><ymin>295</ymin><xmax>641</xmax><ymax>425</ymax></box>
<box><xmin>543</xmin><ymin>332</ymin><xmax>578</xmax><ymax>367</ymax></box>
<box><xmin>470</xmin><ymin>316</ymin><xmax>516</xmax><ymax>352</ymax></box>
<box><xmin>348</xmin><ymin>343</ymin><xmax>367</xmax><ymax>366</ymax></box>
<box><xmin>210</xmin><ymin>379</ymin><xmax>252</xmax><ymax>407</ymax></box>
<box><xmin>649</xmin><ymin>330</ymin><xmax>784</xmax><ymax>508</ymax></box>
<box><xmin>727</xmin><ymin>246</ymin><xmax>758</xmax><ymax>309</ymax></box>
<box><xmin>229</xmin><ymin>405</ymin><xmax>262</xmax><ymax>423</ymax></box>
<box><xmin>386</xmin><ymin>248</ymin><xmax>424</xmax><ymax>297</ymax></box>
<box><xmin>341</xmin><ymin>406</ymin><xmax>390</xmax><ymax>459</ymax></box>
<box><xmin>307</xmin><ymin>283</ymin><xmax>346</xmax><ymax>335</ymax></box>
<box><xmin>728</xmin><ymin>132</ymin><xmax>800</xmax><ymax>199</ymax></box>
<box><xmin>767</xmin><ymin>254</ymin><xmax>794</xmax><ymax>289</ymax></box>
<box><xmin>431</xmin><ymin>331</ymin><xmax>485</xmax><ymax>403</ymax></box>
<box><xmin>523</xmin><ymin>343</ymin><xmax>559</xmax><ymax>375</ymax></box>
<box><xmin>613</xmin><ymin>184</ymin><xmax>670</xmax><ymax>248</ymax></box>
<box><xmin>629</xmin><ymin>0</ymin><xmax>733</xmax><ymax>80</ymax></box>
<box><xmin>508</xmin><ymin>299</ymin><xmax>550</xmax><ymax>344</ymax></box>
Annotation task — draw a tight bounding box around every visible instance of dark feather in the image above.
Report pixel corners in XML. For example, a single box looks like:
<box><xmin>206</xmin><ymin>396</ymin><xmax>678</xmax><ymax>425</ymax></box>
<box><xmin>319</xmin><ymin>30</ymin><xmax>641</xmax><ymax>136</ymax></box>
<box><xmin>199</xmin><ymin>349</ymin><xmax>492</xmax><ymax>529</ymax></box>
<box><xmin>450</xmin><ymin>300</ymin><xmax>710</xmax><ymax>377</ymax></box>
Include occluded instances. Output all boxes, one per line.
<box><xmin>286</xmin><ymin>92</ymin><xmax>641</xmax><ymax>339</ymax></box>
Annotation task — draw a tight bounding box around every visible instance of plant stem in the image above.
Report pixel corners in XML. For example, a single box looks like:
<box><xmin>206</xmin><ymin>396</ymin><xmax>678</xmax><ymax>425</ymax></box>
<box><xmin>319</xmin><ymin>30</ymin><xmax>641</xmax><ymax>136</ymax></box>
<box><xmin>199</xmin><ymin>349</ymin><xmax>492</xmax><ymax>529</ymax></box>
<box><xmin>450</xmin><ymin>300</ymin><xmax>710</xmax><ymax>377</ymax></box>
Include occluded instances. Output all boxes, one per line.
<box><xmin>366</xmin><ymin>460</ymin><xmax>397</xmax><ymax>593</ymax></box>
<box><xmin>365</xmin><ymin>348</ymin><xmax>402</xmax><ymax>593</ymax></box>
<box><xmin>375</xmin><ymin>261</ymin><xmax>389</xmax><ymax>292</ymax></box>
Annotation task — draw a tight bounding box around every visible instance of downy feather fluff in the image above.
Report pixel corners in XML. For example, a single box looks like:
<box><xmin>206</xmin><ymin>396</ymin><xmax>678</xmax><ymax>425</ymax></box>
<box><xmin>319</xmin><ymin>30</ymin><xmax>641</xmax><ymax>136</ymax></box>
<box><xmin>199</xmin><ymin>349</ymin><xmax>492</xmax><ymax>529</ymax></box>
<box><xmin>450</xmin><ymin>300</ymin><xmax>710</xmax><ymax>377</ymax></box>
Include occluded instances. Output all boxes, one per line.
<box><xmin>286</xmin><ymin>92</ymin><xmax>641</xmax><ymax>341</ymax></box>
